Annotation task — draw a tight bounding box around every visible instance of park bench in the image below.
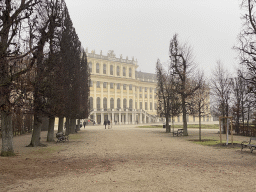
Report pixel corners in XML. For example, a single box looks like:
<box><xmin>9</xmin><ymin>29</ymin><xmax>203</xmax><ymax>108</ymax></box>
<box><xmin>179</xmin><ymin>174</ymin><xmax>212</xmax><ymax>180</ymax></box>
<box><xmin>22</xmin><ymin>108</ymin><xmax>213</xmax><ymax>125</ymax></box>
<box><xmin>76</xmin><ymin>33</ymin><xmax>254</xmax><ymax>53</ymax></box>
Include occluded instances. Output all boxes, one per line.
<box><xmin>241</xmin><ymin>137</ymin><xmax>256</xmax><ymax>153</ymax></box>
<box><xmin>56</xmin><ymin>132</ymin><xmax>69</xmax><ymax>143</ymax></box>
<box><xmin>173</xmin><ymin>129</ymin><xmax>184</xmax><ymax>137</ymax></box>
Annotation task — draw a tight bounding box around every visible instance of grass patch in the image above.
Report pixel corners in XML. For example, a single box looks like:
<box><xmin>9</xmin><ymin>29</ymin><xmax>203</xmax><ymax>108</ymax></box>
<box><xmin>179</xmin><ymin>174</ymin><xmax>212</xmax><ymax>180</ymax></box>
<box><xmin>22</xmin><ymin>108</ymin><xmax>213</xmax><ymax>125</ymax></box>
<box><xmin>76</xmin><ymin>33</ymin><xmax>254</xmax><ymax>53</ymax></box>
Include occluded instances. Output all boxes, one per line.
<box><xmin>137</xmin><ymin>125</ymin><xmax>163</xmax><ymax>128</ymax></box>
<box><xmin>190</xmin><ymin>139</ymin><xmax>241</xmax><ymax>148</ymax></box>
<box><xmin>137</xmin><ymin>124</ymin><xmax>219</xmax><ymax>129</ymax></box>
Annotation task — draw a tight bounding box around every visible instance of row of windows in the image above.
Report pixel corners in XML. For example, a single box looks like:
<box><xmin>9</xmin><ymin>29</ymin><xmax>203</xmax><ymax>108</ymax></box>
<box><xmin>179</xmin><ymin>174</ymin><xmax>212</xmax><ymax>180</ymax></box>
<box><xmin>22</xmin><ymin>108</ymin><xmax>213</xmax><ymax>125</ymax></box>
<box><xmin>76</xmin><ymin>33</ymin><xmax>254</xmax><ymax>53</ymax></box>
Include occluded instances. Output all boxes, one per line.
<box><xmin>90</xmin><ymin>81</ymin><xmax>156</xmax><ymax>92</ymax></box>
<box><xmin>89</xmin><ymin>62</ymin><xmax>133</xmax><ymax>77</ymax></box>
<box><xmin>90</xmin><ymin>97</ymin><xmax>157</xmax><ymax>111</ymax></box>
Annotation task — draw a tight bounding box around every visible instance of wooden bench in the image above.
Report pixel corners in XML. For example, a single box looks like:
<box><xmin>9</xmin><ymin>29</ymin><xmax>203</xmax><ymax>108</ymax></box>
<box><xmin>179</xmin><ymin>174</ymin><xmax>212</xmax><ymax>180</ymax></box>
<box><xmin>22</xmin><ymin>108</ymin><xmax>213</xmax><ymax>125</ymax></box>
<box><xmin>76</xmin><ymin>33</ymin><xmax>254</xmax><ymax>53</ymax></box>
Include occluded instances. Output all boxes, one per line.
<box><xmin>241</xmin><ymin>137</ymin><xmax>256</xmax><ymax>153</ymax></box>
<box><xmin>173</xmin><ymin>129</ymin><xmax>184</xmax><ymax>137</ymax></box>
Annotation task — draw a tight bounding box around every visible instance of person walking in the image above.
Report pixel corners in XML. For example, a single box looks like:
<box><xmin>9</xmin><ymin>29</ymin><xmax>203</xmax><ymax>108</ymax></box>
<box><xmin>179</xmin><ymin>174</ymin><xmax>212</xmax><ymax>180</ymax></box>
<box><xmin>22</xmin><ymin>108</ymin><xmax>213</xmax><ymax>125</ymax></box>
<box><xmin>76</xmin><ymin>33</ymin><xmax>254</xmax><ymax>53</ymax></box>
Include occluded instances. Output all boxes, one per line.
<box><xmin>104</xmin><ymin>120</ymin><xmax>107</xmax><ymax>129</ymax></box>
<box><xmin>83</xmin><ymin>121</ymin><xmax>86</xmax><ymax>128</ymax></box>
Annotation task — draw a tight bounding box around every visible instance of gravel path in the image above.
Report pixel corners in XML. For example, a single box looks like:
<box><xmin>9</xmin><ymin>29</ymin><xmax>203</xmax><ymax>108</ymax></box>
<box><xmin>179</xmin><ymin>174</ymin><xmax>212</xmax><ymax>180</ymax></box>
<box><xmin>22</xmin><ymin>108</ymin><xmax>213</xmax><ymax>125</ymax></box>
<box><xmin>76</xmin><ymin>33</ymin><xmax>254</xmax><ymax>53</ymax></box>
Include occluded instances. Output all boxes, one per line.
<box><xmin>1</xmin><ymin>124</ymin><xmax>256</xmax><ymax>192</ymax></box>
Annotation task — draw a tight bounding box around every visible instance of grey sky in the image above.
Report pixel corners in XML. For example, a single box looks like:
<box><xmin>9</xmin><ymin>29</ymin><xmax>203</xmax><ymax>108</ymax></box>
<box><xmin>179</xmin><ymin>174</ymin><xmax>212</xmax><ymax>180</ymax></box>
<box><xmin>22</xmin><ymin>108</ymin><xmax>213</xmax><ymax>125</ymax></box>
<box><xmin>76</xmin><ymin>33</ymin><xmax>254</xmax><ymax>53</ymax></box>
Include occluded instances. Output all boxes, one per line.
<box><xmin>65</xmin><ymin>0</ymin><xmax>242</xmax><ymax>77</ymax></box>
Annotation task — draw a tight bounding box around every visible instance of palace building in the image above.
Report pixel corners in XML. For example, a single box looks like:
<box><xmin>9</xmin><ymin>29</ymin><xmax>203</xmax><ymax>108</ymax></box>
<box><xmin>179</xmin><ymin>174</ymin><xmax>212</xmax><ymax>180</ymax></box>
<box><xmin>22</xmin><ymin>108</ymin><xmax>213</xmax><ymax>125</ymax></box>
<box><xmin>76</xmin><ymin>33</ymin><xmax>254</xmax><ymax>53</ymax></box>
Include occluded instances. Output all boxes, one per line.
<box><xmin>87</xmin><ymin>49</ymin><xmax>158</xmax><ymax>125</ymax></box>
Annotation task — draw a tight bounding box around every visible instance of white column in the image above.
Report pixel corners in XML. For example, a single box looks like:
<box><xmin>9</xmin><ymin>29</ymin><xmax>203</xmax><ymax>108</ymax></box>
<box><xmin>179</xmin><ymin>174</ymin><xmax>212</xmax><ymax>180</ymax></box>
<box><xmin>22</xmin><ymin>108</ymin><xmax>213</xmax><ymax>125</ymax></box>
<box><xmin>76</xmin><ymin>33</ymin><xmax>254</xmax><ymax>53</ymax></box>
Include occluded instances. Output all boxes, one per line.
<box><xmin>93</xmin><ymin>81</ymin><xmax>97</xmax><ymax>109</ymax></box>
<box><xmin>119</xmin><ymin>112</ymin><xmax>121</xmax><ymax>124</ymax></box>
<box><xmin>100</xmin><ymin>82</ymin><xmax>103</xmax><ymax>109</ymax></box>
<box><xmin>107</xmin><ymin>82</ymin><xmax>110</xmax><ymax>109</ymax></box>
<box><xmin>121</xmin><ymin>84</ymin><xmax>123</xmax><ymax>109</ymax></box>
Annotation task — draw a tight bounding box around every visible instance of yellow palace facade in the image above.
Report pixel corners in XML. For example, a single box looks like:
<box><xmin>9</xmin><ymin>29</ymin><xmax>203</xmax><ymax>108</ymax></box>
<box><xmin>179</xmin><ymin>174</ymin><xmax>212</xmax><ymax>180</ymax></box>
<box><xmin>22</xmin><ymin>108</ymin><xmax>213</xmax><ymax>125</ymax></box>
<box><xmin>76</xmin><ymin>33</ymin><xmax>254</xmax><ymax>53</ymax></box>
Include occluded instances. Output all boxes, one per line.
<box><xmin>87</xmin><ymin>50</ymin><xmax>158</xmax><ymax>125</ymax></box>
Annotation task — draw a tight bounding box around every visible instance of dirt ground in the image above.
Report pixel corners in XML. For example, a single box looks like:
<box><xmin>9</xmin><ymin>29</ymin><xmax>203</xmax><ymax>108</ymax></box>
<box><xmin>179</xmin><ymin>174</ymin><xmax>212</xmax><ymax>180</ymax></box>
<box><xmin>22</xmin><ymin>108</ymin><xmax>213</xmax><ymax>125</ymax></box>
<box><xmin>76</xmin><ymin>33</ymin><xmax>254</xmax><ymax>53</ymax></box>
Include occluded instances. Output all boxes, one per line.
<box><xmin>1</xmin><ymin>124</ymin><xmax>256</xmax><ymax>192</ymax></box>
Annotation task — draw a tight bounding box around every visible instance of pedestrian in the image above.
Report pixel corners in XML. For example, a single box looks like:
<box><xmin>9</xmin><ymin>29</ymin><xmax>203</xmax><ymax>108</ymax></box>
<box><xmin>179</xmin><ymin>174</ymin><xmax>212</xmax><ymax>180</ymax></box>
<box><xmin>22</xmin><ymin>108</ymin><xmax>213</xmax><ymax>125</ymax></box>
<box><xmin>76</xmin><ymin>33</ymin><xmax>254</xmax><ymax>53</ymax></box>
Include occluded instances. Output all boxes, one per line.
<box><xmin>93</xmin><ymin>120</ymin><xmax>95</xmax><ymax>125</ymax></box>
<box><xmin>83</xmin><ymin>121</ymin><xmax>86</xmax><ymax>128</ymax></box>
<box><xmin>104</xmin><ymin>120</ymin><xmax>107</xmax><ymax>129</ymax></box>
<box><xmin>108</xmin><ymin>120</ymin><xmax>110</xmax><ymax>129</ymax></box>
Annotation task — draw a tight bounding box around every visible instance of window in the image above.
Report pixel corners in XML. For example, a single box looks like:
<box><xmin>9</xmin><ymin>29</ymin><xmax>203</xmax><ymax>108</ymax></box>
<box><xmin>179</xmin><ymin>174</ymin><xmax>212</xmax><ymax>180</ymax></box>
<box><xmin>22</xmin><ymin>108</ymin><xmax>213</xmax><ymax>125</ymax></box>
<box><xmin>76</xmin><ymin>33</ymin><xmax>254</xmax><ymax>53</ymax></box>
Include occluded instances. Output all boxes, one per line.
<box><xmin>145</xmin><ymin>94</ymin><xmax>147</xmax><ymax>98</ymax></box>
<box><xmin>103</xmin><ymin>82</ymin><xmax>107</xmax><ymax>88</ymax></box>
<box><xmin>139</xmin><ymin>87</ymin><xmax>142</xmax><ymax>92</ymax></box>
<box><xmin>97</xmin><ymin>97</ymin><xmax>100</xmax><ymax>110</ymax></box>
<box><xmin>129</xmin><ymin>99</ymin><xmax>133</xmax><ymax>109</ymax></box>
<box><xmin>145</xmin><ymin>87</ymin><xmax>147</xmax><ymax>92</ymax></box>
<box><xmin>123</xmin><ymin>67</ymin><xmax>126</xmax><ymax>76</ymax></box>
<box><xmin>89</xmin><ymin>80</ymin><xmax>93</xmax><ymax>87</ymax></box>
<box><xmin>145</xmin><ymin>102</ymin><xmax>148</xmax><ymax>110</ymax></box>
<box><xmin>117</xmin><ymin>66</ymin><xmax>120</xmax><ymax>76</ymax></box>
<box><xmin>139</xmin><ymin>94</ymin><xmax>142</xmax><ymax>98</ymax></box>
<box><xmin>150</xmin><ymin>87</ymin><xmax>152</xmax><ymax>92</ymax></box>
<box><xmin>150</xmin><ymin>102</ymin><xmax>152</xmax><ymax>110</ymax></box>
<box><xmin>103</xmin><ymin>98</ymin><xmax>107</xmax><ymax>110</ymax></box>
<box><xmin>103</xmin><ymin>64</ymin><xmax>106</xmax><ymax>74</ymax></box>
<box><xmin>123</xmin><ymin>84</ymin><xmax>126</xmax><ymax>90</ymax></box>
<box><xmin>123</xmin><ymin>98</ymin><xmax>127</xmax><ymax>109</ymax></box>
<box><xmin>117</xmin><ymin>83</ymin><xmax>120</xmax><ymax>89</ymax></box>
<box><xmin>129</xmin><ymin>68</ymin><xmax>132</xmax><ymax>77</ymax></box>
<box><xmin>140</xmin><ymin>102</ymin><xmax>142</xmax><ymax>109</ymax></box>
<box><xmin>135</xmin><ymin>102</ymin><xmax>137</xmax><ymax>109</ymax></box>
<box><xmin>96</xmin><ymin>63</ymin><xmax>100</xmax><ymax>73</ymax></box>
<box><xmin>150</xmin><ymin>94</ymin><xmax>152</xmax><ymax>99</ymax></box>
<box><xmin>110</xmin><ymin>65</ymin><xmax>113</xmax><ymax>75</ymax></box>
<box><xmin>90</xmin><ymin>97</ymin><xmax>93</xmax><ymax>110</ymax></box>
<box><xmin>117</xmin><ymin>98</ymin><xmax>121</xmax><ymax>109</ymax></box>
<box><xmin>96</xmin><ymin>81</ymin><xmax>100</xmax><ymax>88</ymax></box>
<box><xmin>110</xmin><ymin>83</ymin><xmax>114</xmax><ymax>89</ymax></box>
<box><xmin>110</xmin><ymin>98</ymin><xmax>114</xmax><ymax>109</ymax></box>
<box><xmin>89</xmin><ymin>62</ymin><xmax>92</xmax><ymax>73</ymax></box>
<box><xmin>129</xmin><ymin>84</ymin><xmax>132</xmax><ymax>90</ymax></box>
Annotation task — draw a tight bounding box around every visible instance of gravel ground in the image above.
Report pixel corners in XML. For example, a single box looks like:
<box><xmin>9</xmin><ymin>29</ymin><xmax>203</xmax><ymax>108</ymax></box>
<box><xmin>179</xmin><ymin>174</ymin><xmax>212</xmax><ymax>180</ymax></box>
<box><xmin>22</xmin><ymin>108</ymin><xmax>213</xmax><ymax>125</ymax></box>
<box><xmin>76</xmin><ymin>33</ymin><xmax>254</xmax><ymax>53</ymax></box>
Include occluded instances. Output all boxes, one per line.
<box><xmin>1</xmin><ymin>124</ymin><xmax>256</xmax><ymax>192</ymax></box>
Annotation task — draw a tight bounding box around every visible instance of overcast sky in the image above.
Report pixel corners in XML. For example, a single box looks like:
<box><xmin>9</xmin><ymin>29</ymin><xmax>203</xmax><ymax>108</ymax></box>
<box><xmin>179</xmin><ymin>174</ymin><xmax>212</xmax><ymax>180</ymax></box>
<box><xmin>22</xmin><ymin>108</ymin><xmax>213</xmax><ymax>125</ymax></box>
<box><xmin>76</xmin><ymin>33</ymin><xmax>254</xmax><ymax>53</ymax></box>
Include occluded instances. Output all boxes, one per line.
<box><xmin>65</xmin><ymin>0</ymin><xmax>242</xmax><ymax>78</ymax></box>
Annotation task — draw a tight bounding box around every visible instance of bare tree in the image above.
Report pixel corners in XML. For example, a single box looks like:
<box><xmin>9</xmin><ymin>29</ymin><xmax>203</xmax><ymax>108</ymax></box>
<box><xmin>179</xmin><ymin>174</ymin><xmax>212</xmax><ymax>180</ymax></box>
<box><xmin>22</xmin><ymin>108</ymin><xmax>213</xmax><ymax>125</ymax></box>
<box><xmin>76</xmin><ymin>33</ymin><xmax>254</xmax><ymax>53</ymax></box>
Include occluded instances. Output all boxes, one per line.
<box><xmin>156</xmin><ymin>59</ymin><xmax>181</xmax><ymax>133</ymax></box>
<box><xmin>189</xmin><ymin>72</ymin><xmax>208</xmax><ymax>141</ymax></box>
<box><xmin>0</xmin><ymin>0</ymin><xmax>40</xmax><ymax>156</ymax></box>
<box><xmin>236</xmin><ymin>0</ymin><xmax>256</xmax><ymax>96</ymax></box>
<box><xmin>169</xmin><ymin>34</ymin><xmax>200</xmax><ymax>136</ymax></box>
<box><xmin>211</xmin><ymin>61</ymin><xmax>232</xmax><ymax>133</ymax></box>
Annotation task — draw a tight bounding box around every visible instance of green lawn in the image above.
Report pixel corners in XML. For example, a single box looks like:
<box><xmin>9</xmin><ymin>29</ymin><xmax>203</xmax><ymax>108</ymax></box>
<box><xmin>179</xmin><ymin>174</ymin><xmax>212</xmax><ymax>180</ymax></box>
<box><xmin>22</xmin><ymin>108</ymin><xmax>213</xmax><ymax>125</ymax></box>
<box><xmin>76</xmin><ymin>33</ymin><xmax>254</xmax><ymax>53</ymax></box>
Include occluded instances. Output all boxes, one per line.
<box><xmin>137</xmin><ymin>124</ymin><xmax>219</xmax><ymax>129</ymax></box>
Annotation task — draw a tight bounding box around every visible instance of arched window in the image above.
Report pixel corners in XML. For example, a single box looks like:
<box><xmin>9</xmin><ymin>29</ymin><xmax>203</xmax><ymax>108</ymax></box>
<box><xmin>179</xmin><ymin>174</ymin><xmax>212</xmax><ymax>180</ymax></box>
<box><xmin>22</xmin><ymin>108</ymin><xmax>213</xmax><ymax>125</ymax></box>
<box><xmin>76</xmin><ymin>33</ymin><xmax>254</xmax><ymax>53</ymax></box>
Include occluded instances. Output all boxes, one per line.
<box><xmin>96</xmin><ymin>63</ymin><xmax>100</xmax><ymax>73</ymax></box>
<box><xmin>123</xmin><ymin>67</ymin><xmax>126</xmax><ymax>76</ymax></box>
<box><xmin>129</xmin><ymin>99</ymin><xmax>133</xmax><ymax>109</ymax></box>
<box><xmin>117</xmin><ymin>98</ymin><xmax>120</xmax><ymax>109</ymax></box>
<box><xmin>89</xmin><ymin>62</ymin><xmax>92</xmax><ymax>73</ymax></box>
<box><xmin>123</xmin><ymin>98</ymin><xmax>127</xmax><ymax>109</ymax></box>
<box><xmin>110</xmin><ymin>98</ymin><xmax>114</xmax><ymax>109</ymax></box>
<box><xmin>90</xmin><ymin>97</ymin><xmax>93</xmax><ymax>110</ymax></box>
<box><xmin>110</xmin><ymin>65</ymin><xmax>113</xmax><ymax>75</ymax></box>
<box><xmin>103</xmin><ymin>97</ymin><xmax>107</xmax><ymax>110</ymax></box>
<box><xmin>129</xmin><ymin>68</ymin><xmax>132</xmax><ymax>77</ymax></box>
<box><xmin>97</xmin><ymin>97</ymin><xmax>100</xmax><ymax>110</ymax></box>
<box><xmin>116</xmin><ymin>66</ymin><xmax>120</xmax><ymax>76</ymax></box>
<box><xmin>103</xmin><ymin>64</ymin><xmax>106</xmax><ymax>74</ymax></box>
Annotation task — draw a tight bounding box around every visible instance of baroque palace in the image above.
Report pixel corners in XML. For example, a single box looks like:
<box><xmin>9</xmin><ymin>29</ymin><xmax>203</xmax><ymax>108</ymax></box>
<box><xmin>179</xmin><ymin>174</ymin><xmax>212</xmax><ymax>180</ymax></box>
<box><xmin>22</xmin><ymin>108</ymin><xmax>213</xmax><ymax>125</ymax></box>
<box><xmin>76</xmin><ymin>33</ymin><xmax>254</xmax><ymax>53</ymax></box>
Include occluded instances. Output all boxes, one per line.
<box><xmin>86</xmin><ymin>49</ymin><xmax>213</xmax><ymax>125</ymax></box>
<box><xmin>86</xmin><ymin>49</ymin><xmax>158</xmax><ymax>125</ymax></box>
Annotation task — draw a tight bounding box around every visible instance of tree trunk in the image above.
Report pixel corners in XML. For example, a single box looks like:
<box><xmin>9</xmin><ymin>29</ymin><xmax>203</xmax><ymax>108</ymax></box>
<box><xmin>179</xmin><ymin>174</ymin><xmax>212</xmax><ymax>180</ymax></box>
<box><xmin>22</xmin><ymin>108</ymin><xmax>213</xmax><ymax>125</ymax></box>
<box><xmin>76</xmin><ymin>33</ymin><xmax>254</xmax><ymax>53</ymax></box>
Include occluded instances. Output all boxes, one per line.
<box><xmin>65</xmin><ymin>118</ymin><xmax>70</xmax><ymax>135</ymax></box>
<box><xmin>1</xmin><ymin>111</ymin><xmax>15</xmax><ymax>156</ymax></box>
<box><xmin>165</xmin><ymin>114</ymin><xmax>170</xmax><ymax>133</ymax></box>
<box><xmin>199</xmin><ymin>108</ymin><xmax>201</xmax><ymax>141</ymax></box>
<box><xmin>70</xmin><ymin>118</ymin><xmax>76</xmax><ymax>133</ymax></box>
<box><xmin>58</xmin><ymin>117</ymin><xmax>64</xmax><ymax>133</ymax></box>
<box><xmin>182</xmin><ymin>96</ymin><xmax>188</xmax><ymax>136</ymax></box>
<box><xmin>47</xmin><ymin>116</ymin><xmax>55</xmax><ymax>142</ymax></box>
<box><xmin>29</xmin><ymin>111</ymin><xmax>42</xmax><ymax>147</ymax></box>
